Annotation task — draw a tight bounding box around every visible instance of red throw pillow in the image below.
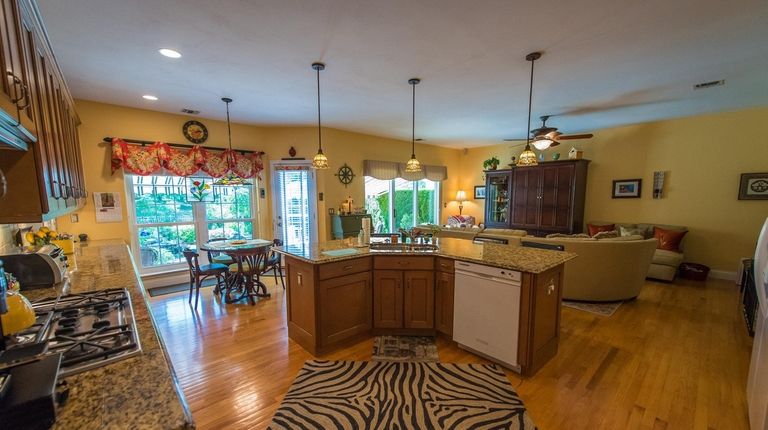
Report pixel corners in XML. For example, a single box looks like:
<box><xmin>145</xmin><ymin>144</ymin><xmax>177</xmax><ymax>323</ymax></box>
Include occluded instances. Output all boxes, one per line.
<box><xmin>587</xmin><ymin>223</ymin><xmax>615</xmax><ymax>237</ymax></box>
<box><xmin>653</xmin><ymin>227</ymin><xmax>687</xmax><ymax>252</ymax></box>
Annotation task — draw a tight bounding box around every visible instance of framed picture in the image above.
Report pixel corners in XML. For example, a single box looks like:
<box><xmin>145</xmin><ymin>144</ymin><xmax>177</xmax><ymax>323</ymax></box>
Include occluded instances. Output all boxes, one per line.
<box><xmin>612</xmin><ymin>179</ymin><xmax>642</xmax><ymax>198</ymax></box>
<box><xmin>739</xmin><ymin>172</ymin><xmax>768</xmax><ymax>200</ymax></box>
<box><xmin>474</xmin><ymin>185</ymin><xmax>486</xmax><ymax>199</ymax></box>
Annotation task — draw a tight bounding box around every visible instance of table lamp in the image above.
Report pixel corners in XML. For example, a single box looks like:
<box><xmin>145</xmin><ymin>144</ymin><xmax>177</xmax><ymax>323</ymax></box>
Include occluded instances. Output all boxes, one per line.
<box><xmin>455</xmin><ymin>190</ymin><xmax>467</xmax><ymax>215</ymax></box>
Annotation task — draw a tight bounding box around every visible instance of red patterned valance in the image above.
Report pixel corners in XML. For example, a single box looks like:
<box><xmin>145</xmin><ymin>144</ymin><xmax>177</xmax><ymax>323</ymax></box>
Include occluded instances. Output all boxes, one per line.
<box><xmin>110</xmin><ymin>138</ymin><xmax>264</xmax><ymax>179</ymax></box>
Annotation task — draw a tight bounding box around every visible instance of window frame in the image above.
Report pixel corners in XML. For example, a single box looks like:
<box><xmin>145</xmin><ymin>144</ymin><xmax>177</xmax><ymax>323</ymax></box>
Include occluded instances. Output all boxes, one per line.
<box><xmin>365</xmin><ymin>176</ymin><xmax>441</xmax><ymax>234</ymax></box>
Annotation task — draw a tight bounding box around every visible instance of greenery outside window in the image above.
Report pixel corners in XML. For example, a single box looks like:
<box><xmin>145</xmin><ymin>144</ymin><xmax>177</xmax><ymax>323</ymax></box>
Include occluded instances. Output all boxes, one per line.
<box><xmin>364</xmin><ymin>176</ymin><xmax>440</xmax><ymax>234</ymax></box>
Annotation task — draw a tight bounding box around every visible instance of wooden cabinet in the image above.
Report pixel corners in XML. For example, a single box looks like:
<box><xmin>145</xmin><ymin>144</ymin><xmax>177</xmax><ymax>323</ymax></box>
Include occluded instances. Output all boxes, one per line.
<box><xmin>434</xmin><ymin>270</ymin><xmax>454</xmax><ymax>335</ymax></box>
<box><xmin>485</xmin><ymin>160</ymin><xmax>589</xmax><ymax>235</ymax></box>
<box><xmin>0</xmin><ymin>0</ymin><xmax>83</xmax><ymax>222</ymax></box>
<box><xmin>285</xmin><ymin>256</ymin><xmax>372</xmax><ymax>355</ymax></box>
<box><xmin>518</xmin><ymin>265</ymin><xmax>564</xmax><ymax>375</ymax></box>
<box><xmin>373</xmin><ymin>256</ymin><xmax>435</xmax><ymax>333</ymax></box>
<box><xmin>484</xmin><ymin>171</ymin><xmax>511</xmax><ymax>228</ymax></box>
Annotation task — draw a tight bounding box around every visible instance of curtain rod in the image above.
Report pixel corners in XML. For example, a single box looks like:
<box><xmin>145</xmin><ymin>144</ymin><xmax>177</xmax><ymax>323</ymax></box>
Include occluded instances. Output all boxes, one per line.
<box><xmin>102</xmin><ymin>136</ymin><xmax>261</xmax><ymax>155</ymax></box>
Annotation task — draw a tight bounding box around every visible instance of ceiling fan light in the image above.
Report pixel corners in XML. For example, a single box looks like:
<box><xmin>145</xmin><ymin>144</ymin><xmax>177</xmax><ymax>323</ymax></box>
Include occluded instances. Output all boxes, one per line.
<box><xmin>517</xmin><ymin>145</ymin><xmax>539</xmax><ymax>167</ymax></box>
<box><xmin>531</xmin><ymin>137</ymin><xmax>554</xmax><ymax>151</ymax></box>
<box><xmin>312</xmin><ymin>149</ymin><xmax>329</xmax><ymax>169</ymax></box>
<box><xmin>405</xmin><ymin>155</ymin><xmax>422</xmax><ymax>173</ymax></box>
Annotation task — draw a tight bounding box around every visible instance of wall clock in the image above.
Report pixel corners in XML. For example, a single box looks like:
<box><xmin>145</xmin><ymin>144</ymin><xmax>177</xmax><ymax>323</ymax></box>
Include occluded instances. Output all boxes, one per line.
<box><xmin>183</xmin><ymin>120</ymin><xmax>208</xmax><ymax>144</ymax></box>
<box><xmin>334</xmin><ymin>163</ymin><xmax>355</xmax><ymax>188</ymax></box>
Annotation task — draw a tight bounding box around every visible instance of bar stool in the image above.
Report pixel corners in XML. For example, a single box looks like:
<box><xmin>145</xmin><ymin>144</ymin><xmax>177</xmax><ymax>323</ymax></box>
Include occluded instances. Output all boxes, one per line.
<box><xmin>182</xmin><ymin>250</ymin><xmax>230</xmax><ymax>309</ymax></box>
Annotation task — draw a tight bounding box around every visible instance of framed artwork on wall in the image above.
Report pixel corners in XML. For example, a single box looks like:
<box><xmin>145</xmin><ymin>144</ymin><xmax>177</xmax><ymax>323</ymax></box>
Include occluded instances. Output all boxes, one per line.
<box><xmin>738</xmin><ymin>172</ymin><xmax>768</xmax><ymax>200</ymax></box>
<box><xmin>612</xmin><ymin>179</ymin><xmax>642</xmax><ymax>198</ymax></box>
<box><xmin>474</xmin><ymin>186</ymin><xmax>486</xmax><ymax>199</ymax></box>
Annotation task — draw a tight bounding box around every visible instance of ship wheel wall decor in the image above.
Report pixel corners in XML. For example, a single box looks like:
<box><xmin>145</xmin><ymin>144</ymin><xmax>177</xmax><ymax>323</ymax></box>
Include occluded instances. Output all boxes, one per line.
<box><xmin>334</xmin><ymin>163</ymin><xmax>355</xmax><ymax>187</ymax></box>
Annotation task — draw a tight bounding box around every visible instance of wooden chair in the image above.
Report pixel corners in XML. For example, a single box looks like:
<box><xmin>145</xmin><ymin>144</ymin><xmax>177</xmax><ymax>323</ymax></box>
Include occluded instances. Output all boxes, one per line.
<box><xmin>226</xmin><ymin>247</ymin><xmax>270</xmax><ymax>304</ymax></box>
<box><xmin>183</xmin><ymin>250</ymin><xmax>230</xmax><ymax>309</ymax></box>
<box><xmin>205</xmin><ymin>238</ymin><xmax>235</xmax><ymax>266</ymax></box>
<box><xmin>262</xmin><ymin>239</ymin><xmax>285</xmax><ymax>289</ymax></box>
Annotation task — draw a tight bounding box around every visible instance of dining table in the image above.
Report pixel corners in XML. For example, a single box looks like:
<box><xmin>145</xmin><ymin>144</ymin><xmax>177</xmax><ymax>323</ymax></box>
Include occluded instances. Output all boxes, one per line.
<box><xmin>199</xmin><ymin>238</ymin><xmax>274</xmax><ymax>305</ymax></box>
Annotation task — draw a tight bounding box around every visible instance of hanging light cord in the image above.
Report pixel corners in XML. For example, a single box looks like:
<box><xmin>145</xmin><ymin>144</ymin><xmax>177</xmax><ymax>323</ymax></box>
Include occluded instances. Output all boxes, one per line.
<box><xmin>316</xmin><ymin>66</ymin><xmax>322</xmax><ymax>152</ymax></box>
<box><xmin>525</xmin><ymin>56</ymin><xmax>535</xmax><ymax>146</ymax></box>
<box><xmin>225</xmin><ymin>100</ymin><xmax>233</xmax><ymax>151</ymax></box>
<box><xmin>411</xmin><ymin>82</ymin><xmax>416</xmax><ymax>157</ymax></box>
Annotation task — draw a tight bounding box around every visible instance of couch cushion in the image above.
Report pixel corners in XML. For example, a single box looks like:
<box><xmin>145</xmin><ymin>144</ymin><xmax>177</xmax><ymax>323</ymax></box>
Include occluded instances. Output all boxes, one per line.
<box><xmin>588</xmin><ymin>223</ymin><xmax>615</xmax><ymax>236</ymax></box>
<box><xmin>446</xmin><ymin>215</ymin><xmax>476</xmax><ymax>227</ymax></box>
<box><xmin>653</xmin><ymin>249</ymin><xmax>684</xmax><ymax>266</ymax></box>
<box><xmin>598</xmin><ymin>234</ymin><xmax>645</xmax><ymax>242</ymax></box>
<box><xmin>593</xmin><ymin>230</ymin><xmax>619</xmax><ymax>239</ymax></box>
<box><xmin>653</xmin><ymin>227</ymin><xmax>687</xmax><ymax>252</ymax></box>
<box><xmin>483</xmin><ymin>228</ymin><xmax>527</xmax><ymax>237</ymax></box>
<box><xmin>619</xmin><ymin>225</ymin><xmax>649</xmax><ymax>237</ymax></box>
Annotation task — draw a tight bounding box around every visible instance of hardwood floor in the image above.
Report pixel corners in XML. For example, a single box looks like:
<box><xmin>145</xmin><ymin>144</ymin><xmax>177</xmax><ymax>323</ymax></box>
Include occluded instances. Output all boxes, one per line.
<box><xmin>150</xmin><ymin>277</ymin><xmax>753</xmax><ymax>430</ymax></box>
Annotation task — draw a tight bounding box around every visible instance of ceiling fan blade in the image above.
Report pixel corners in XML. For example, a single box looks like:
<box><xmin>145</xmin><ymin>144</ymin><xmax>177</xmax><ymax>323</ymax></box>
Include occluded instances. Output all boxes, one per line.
<box><xmin>550</xmin><ymin>140</ymin><xmax>561</xmax><ymax>147</ymax></box>
<box><xmin>503</xmin><ymin>138</ymin><xmax>528</xmax><ymax>142</ymax></box>
<box><xmin>557</xmin><ymin>133</ymin><xmax>593</xmax><ymax>140</ymax></box>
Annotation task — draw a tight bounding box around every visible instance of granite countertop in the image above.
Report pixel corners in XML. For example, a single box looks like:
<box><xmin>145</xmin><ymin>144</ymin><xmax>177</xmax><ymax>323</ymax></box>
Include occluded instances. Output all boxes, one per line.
<box><xmin>275</xmin><ymin>237</ymin><xmax>576</xmax><ymax>274</ymax></box>
<box><xmin>22</xmin><ymin>240</ymin><xmax>194</xmax><ymax>430</ymax></box>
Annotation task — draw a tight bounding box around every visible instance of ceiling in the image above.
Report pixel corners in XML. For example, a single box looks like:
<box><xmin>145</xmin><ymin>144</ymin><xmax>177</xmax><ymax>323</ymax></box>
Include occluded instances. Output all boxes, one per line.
<box><xmin>38</xmin><ymin>0</ymin><xmax>768</xmax><ymax>148</ymax></box>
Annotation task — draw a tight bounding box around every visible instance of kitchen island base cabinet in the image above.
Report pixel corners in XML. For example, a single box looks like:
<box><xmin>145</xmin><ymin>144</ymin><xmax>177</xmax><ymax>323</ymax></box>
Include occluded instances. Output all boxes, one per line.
<box><xmin>435</xmin><ymin>257</ymin><xmax>455</xmax><ymax>336</ymax></box>
<box><xmin>373</xmin><ymin>256</ymin><xmax>435</xmax><ymax>334</ymax></box>
<box><xmin>518</xmin><ymin>265</ymin><xmax>564</xmax><ymax>376</ymax></box>
<box><xmin>286</xmin><ymin>256</ymin><xmax>372</xmax><ymax>355</ymax></box>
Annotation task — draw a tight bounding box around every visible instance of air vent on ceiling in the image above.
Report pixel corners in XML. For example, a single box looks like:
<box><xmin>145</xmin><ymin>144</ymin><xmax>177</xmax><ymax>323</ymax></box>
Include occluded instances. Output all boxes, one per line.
<box><xmin>181</xmin><ymin>108</ymin><xmax>200</xmax><ymax>114</ymax></box>
<box><xmin>693</xmin><ymin>80</ymin><xmax>725</xmax><ymax>90</ymax></box>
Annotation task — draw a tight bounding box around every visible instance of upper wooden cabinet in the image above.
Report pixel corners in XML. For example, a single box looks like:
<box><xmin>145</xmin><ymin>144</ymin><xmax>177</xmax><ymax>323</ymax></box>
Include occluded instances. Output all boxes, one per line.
<box><xmin>485</xmin><ymin>160</ymin><xmax>589</xmax><ymax>236</ymax></box>
<box><xmin>0</xmin><ymin>0</ymin><xmax>84</xmax><ymax>222</ymax></box>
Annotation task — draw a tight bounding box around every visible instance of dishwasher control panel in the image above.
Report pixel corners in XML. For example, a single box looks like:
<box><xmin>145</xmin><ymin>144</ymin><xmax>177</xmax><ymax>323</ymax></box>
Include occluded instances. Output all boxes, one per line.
<box><xmin>454</xmin><ymin>261</ymin><xmax>521</xmax><ymax>283</ymax></box>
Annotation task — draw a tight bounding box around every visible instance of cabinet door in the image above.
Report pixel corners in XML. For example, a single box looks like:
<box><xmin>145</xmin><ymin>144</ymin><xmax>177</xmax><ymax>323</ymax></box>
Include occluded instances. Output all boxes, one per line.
<box><xmin>510</xmin><ymin>167</ymin><xmax>541</xmax><ymax>229</ymax></box>
<box><xmin>403</xmin><ymin>270</ymin><xmax>434</xmax><ymax>329</ymax></box>
<box><xmin>484</xmin><ymin>171</ymin><xmax>511</xmax><ymax>228</ymax></box>
<box><xmin>0</xmin><ymin>0</ymin><xmax>22</xmax><ymax>123</ymax></box>
<box><xmin>539</xmin><ymin>164</ymin><xmax>575</xmax><ymax>231</ymax></box>
<box><xmin>373</xmin><ymin>270</ymin><xmax>403</xmax><ymax>328</ymax></box>
<box><xmin>319</xmin><ymin>271</ymin><xmax>372</xmax><ymax>346</ymax></box>
<box><xmin>434</xmin><ymin>271</ymin><xmax>454</xmax><ymax>335</ymax></box>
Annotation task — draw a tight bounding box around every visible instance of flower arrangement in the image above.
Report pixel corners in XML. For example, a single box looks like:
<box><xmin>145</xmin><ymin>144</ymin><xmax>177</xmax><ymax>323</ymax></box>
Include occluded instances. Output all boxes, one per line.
<box><xmin>189</xmin><ymin>179</ymin><xmax>212</xmax><ymax>201</ymax></box>
<box><xmin>25</xmin><ymin>226</ymin><xmax>58</xmax><ymax>246</ymax></box>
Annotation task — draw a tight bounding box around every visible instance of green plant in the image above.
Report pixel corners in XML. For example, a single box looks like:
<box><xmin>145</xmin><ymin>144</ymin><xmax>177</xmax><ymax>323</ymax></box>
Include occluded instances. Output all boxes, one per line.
<box><xmin>483</xmin><ymin>156</ymin><xmax>500</xmax><ymax>170</ymax></box>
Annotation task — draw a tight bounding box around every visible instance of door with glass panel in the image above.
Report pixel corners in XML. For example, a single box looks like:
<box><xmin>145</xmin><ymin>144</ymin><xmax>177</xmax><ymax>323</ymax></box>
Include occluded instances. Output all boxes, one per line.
<box><xmin>270</xmin><ymin>161</ymin><xmax>318</xmax><ymax>252</ymax></box>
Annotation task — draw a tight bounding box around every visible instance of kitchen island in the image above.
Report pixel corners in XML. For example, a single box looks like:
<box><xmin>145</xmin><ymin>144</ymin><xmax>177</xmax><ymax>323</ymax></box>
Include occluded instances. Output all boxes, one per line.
<box><xmin>22</xmin><ymin>240</ymin><xmax>194</xmax><ymax>429</ymax></box>
<box><xmin>275</xmin><ymin>238</ymin><xmax>576</xmax><ymax>376</ymax></box>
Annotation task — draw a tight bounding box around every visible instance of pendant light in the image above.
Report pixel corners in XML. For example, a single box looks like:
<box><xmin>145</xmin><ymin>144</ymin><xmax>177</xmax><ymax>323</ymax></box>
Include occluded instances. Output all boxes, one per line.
<box><xmin>517</xmin><ymin>52</ymin><xmax>542</xmax><ymax>167</ymax></box>
<box><xmin>214</xmin><ymin>97</ymin><xmax>252</xmax><ymax>186</ymax></box>
<box><xmin>311</xmin><ymin>62</ymin><xmax>329</xmax><ymax>169</ymax></box>
<box><xmin>404</xmin><ymin>78</ymin><xmax>422</xmax><ymax>173</ymax></box>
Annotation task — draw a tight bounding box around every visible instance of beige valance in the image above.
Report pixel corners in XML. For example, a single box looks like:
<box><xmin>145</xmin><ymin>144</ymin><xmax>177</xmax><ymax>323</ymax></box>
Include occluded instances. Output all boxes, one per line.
<box><xmin>362</xmin><ymin>160</ymin><xmax>447</xmax><ymax>181</ymax></box>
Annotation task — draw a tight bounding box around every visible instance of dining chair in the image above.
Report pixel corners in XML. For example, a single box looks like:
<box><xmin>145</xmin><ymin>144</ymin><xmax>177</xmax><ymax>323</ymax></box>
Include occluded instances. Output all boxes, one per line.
<box><xmin>205</xmin><ymin>238</ymin><xmax>235</xmax><ymax>266</ymax></box>
<box><xmin>261</xmin><ymin>239</ymin><xmax>285</xmax><ymax>289</ymax></box>
<box><xmin>183</xmin><ymin>249</ymin><xmax>230</xmax><ymax>309</ymax></box>
<box><xmin>226</xmin><ymin>247</ymin><xmax>270</xmax><ymax>304</ymax></box>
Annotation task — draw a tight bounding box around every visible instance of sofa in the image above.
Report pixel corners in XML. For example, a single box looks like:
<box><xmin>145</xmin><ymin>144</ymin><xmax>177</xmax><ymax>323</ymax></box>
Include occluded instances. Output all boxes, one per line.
<box><xmin>588</xmin><ymin>222</ymin><xmax>688</xmax><ymax>281</ymax></box>
<box><xmin>413</xmin><ymin>225</ymin><xmax>527</xmax><ymax>241</ymax></box>
<box><xmin>504</xmin><ymin>235</ymin><xmax>659</xmax><ymax>302</ymax></box>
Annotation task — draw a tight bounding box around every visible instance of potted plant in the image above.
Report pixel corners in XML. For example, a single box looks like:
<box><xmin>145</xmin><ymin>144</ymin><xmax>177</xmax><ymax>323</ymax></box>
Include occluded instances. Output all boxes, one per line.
<box><xmin>483</xmin><ymin>156</ymin><xmax>500</xmax><ymax>170</ymax></box>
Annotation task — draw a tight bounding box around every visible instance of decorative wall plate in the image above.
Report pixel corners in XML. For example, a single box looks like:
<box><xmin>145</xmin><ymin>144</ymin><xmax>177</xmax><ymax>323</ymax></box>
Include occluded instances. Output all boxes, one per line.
<box><xmin>183</xmin><ymin>120</ymin><xmax>208</xmax><ymax>144</ymax></box>
<box><xmin>334</xmin><ymin>163</ymin><xmax>355</xmax><ymax>187</ymax></box>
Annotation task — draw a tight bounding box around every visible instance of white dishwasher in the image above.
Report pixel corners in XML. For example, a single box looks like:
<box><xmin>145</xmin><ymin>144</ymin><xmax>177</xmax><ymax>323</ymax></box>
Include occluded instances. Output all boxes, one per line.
<box><xmin>453</xmin><ymin>260</ymin><xmax>522</xmax><ymax>372</ymax></box>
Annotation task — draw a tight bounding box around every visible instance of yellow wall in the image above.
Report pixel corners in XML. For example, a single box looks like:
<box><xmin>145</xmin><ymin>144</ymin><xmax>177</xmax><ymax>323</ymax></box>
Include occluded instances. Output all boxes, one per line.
<box><xmin>56</xmin><ymin>100</ymin><xmax>461</xmax><ymax>243</ymax></box>
<box><xmin>458</xmin><ymin>107</ymin><xmax>768</xmax><ymax>271</ymax></box>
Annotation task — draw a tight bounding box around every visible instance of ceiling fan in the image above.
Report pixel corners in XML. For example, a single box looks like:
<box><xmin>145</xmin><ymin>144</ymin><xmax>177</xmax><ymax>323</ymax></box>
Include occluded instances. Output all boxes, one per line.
<box><xmin>505</xmin><ymin>51</ymin><xmax>594</xmax><ymax>153</ymax></box>
<box><xmin>505</xmin><ymin>114</ymin><xmax>594</xmax><ymax>150</ymax></box>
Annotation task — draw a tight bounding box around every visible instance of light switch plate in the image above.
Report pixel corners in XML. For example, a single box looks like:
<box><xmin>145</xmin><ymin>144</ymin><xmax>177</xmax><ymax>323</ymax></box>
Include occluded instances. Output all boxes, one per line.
<box><xmin>70</xmin><ymin>213</ymin><xmax>79</xmax><ymax>223</ymax></box>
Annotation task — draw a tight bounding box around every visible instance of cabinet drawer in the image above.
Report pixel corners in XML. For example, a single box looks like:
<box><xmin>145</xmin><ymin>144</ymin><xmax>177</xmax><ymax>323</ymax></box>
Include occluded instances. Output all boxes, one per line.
<box><xmin>318</xmin><ymin>257</ymin><xmax>371</xmax><ymax>280</ymax></box>
<box><xmin>374</xmin><ymin>256</ymin><xmax>434</xmax><ymax>271</ymax></box>
<box><xmin>435</xmin><ymin>257</ymin><xmax>454</xmax><ymax>273</ymax></box>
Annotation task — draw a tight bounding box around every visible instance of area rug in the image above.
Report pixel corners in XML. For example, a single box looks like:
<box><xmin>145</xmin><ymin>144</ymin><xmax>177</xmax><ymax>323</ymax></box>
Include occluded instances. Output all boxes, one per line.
<box><xmin>147</xmin><ymin>278</ymin><xmax>217</xmax><ymax>297</ymax></box>
<box><xmin>268</xmin><ymin>360</ymin><xmax>536</xmax><ymax>429</ymax></box>
<box><xmin>372</xmin><ymin>336</ymin><xmax>439</xmax><ymax>362</ymax></box>
<box><xmin>562</xmin><ymin>300</ymin><xmax>621</xmax><ymax>317</ymax></box>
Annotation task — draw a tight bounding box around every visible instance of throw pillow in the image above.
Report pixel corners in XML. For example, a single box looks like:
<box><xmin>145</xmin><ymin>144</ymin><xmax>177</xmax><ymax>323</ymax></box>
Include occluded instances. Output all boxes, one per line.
<box><xmin>587</xmin><ymin>223</ymin><xmax>615</xmax><ymax>237</ymax></box>
<box><xmin>653</xmin><ymin>227</ymin><xmax>687</xmax><ymax>252</ymax></box>
<box><xmin>593</xmin><ymin>230</ymin><xmax>619</xmax><ymax>240</ymax></box>
<box><xmin>546</xmin><ymin>233</ymin><xmax>591</xmax><ymax>239</ymax></box>
<box><xmin>620</xmin><ymin>225</ymin><xmax>646</xmax><ymax>237</ymax></box>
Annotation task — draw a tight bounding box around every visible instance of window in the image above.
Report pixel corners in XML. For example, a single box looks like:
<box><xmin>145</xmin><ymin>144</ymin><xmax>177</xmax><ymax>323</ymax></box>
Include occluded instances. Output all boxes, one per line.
<box><xmin>126</xmin><ymin>175</ymin><xmax>257</xmax><ymax>274</ymax></box>
<box><xmin>364</xmin><ymin>177</ymin><xmax>440</xmax><ymax>234</ymax></box>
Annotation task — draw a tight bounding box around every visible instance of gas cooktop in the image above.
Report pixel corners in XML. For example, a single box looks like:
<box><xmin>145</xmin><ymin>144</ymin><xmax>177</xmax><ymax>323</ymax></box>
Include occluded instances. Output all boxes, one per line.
<box><xmin>1</xmin><ymin>288</ymin><xmax>142</xmax><ymax>377</ymax></box>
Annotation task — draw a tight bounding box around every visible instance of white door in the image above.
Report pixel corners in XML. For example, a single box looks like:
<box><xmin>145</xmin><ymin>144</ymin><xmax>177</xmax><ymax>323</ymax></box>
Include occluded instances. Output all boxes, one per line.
<box><xmin>270</xmin><ymin>160</ymin><xmax>318</xmax><ymax>252</ymax></box>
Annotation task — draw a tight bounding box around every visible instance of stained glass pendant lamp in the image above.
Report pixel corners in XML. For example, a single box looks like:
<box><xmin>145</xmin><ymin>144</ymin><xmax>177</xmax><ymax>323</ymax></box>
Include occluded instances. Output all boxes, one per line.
<box><xmin>517</xmin><ymin>52</ymin><xmax>542</xmax><ymax>167</ymax></box>
<box><xmin>214</xmin><ymin>97</ymin><xmax>252</xmax><ymax>186</ymax></box>
<box><xmin>405</xmin><ymin>78</ymin><xmax>422</xmax><ymax>173</ymax></box>
<box><xmin>311</xmin><ymin>62</ymin><xmax>329</xmax><ymax>169</ymax></box>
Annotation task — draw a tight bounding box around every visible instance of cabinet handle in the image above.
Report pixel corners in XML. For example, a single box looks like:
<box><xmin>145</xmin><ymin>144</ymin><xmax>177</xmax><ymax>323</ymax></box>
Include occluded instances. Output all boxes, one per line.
<box><xmin>547</xmin><ymin>280</ymin><xmax>555</xmax><ymax>296</ymax></box>
<box><xmin>398</xmin><ymin>261</ymin><xmax>409</xmax><ymax>266</ymax></box>
<box><xmin>7</xmin><ymin>72</ymin><xmax>23</xmax><ymax>105</ymax></box>
<box><xmin>343</xmin><ymin>265</ymin><xmax>353</xmax><ymax>270</ymax></box>
<box><xmin>16</xmin><ymin>84</ymin><xmax>30</xmax><ymax>110</ymax></box>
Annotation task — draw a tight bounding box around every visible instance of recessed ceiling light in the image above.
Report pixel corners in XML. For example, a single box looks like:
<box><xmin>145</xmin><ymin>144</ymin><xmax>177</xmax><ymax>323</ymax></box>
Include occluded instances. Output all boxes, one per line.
<box><xmin>158</xmin><ymin>48</ymin><xmax>182</xmax><ymax>59</ymax></box>
<box><xmin>142</xmin><ymin>95</ymin><xmax>158</xmax><ymax>101</ymax></box>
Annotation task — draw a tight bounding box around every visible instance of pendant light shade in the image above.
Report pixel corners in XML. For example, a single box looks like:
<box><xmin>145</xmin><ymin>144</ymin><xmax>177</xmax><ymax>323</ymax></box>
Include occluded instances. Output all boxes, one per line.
<box><xmin>405</xmin><ymin>78</ymin><xmax>422</xmax><ymax>173</ymax></box>
<box><xmin>531</xmin><ymin>136</ymin><xmax>555</xmax><ymax>151</ymax></box>
<box><xmin>311</xmin><ymin>62</ymin><xmax>329</xmax><ymax>169</ymax></box>
<box><xmin>214</xmin><ymin>97</ymin><xmax>252</xmax><ymax>186</ymax></box>
<box><xmin>517</xmin><ymin>52</ymin><xmax>542</xmax><ymax>167</ymax></box>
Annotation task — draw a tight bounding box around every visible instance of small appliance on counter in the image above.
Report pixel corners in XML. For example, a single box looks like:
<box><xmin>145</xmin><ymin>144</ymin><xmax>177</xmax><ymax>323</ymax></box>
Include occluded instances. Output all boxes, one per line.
<box><xmin>0</xmin><ymin>244</ymin><xmax>68</xmax><ymax>290</ymax></box>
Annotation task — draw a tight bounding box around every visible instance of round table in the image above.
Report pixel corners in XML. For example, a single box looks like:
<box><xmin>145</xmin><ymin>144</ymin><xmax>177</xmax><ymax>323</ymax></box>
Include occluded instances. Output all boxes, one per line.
<box><xmin>200</xmin><ymin>239</ymin><xmax>273</xmax><ymax>304</ymax></box>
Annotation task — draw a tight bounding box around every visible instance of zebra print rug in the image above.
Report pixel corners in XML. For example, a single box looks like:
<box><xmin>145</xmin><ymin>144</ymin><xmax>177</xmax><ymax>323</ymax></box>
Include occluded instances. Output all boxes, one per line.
<box><xmin>269</xmin><ymin>360</ymin><xmax>536</xmax><ymax>430</ymax></box>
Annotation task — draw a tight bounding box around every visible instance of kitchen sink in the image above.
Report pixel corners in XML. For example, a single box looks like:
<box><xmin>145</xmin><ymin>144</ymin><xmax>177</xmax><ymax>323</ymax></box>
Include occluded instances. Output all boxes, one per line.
<box><xmin>368</xmin><ymin>242</ymin><xmax>439</xmax><ymax>252</ymax></box>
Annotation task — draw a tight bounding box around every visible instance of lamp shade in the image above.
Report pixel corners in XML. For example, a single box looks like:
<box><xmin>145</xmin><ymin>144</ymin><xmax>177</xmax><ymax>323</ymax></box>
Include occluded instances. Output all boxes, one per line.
<box><xmin>531</xmin><ymin>137</ymin><xmax>554</xmax><ymax>151</ymax></box>
<box><xmin>517</xmin><ymin>145</ymin><xmax>539</xmax><ymax>166</ymax></box>
<box><xmin>455</xmin><ymin>190</ymin><xmax>467</xmax><ymax>202</ymax></box>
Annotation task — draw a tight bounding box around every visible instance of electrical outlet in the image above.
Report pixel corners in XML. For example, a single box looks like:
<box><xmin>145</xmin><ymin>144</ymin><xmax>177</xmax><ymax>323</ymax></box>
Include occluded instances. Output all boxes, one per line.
<box><xmin>70</xmin><ymin>213</ymin><xmax>79</xmax><ymax>223</ymax></box>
